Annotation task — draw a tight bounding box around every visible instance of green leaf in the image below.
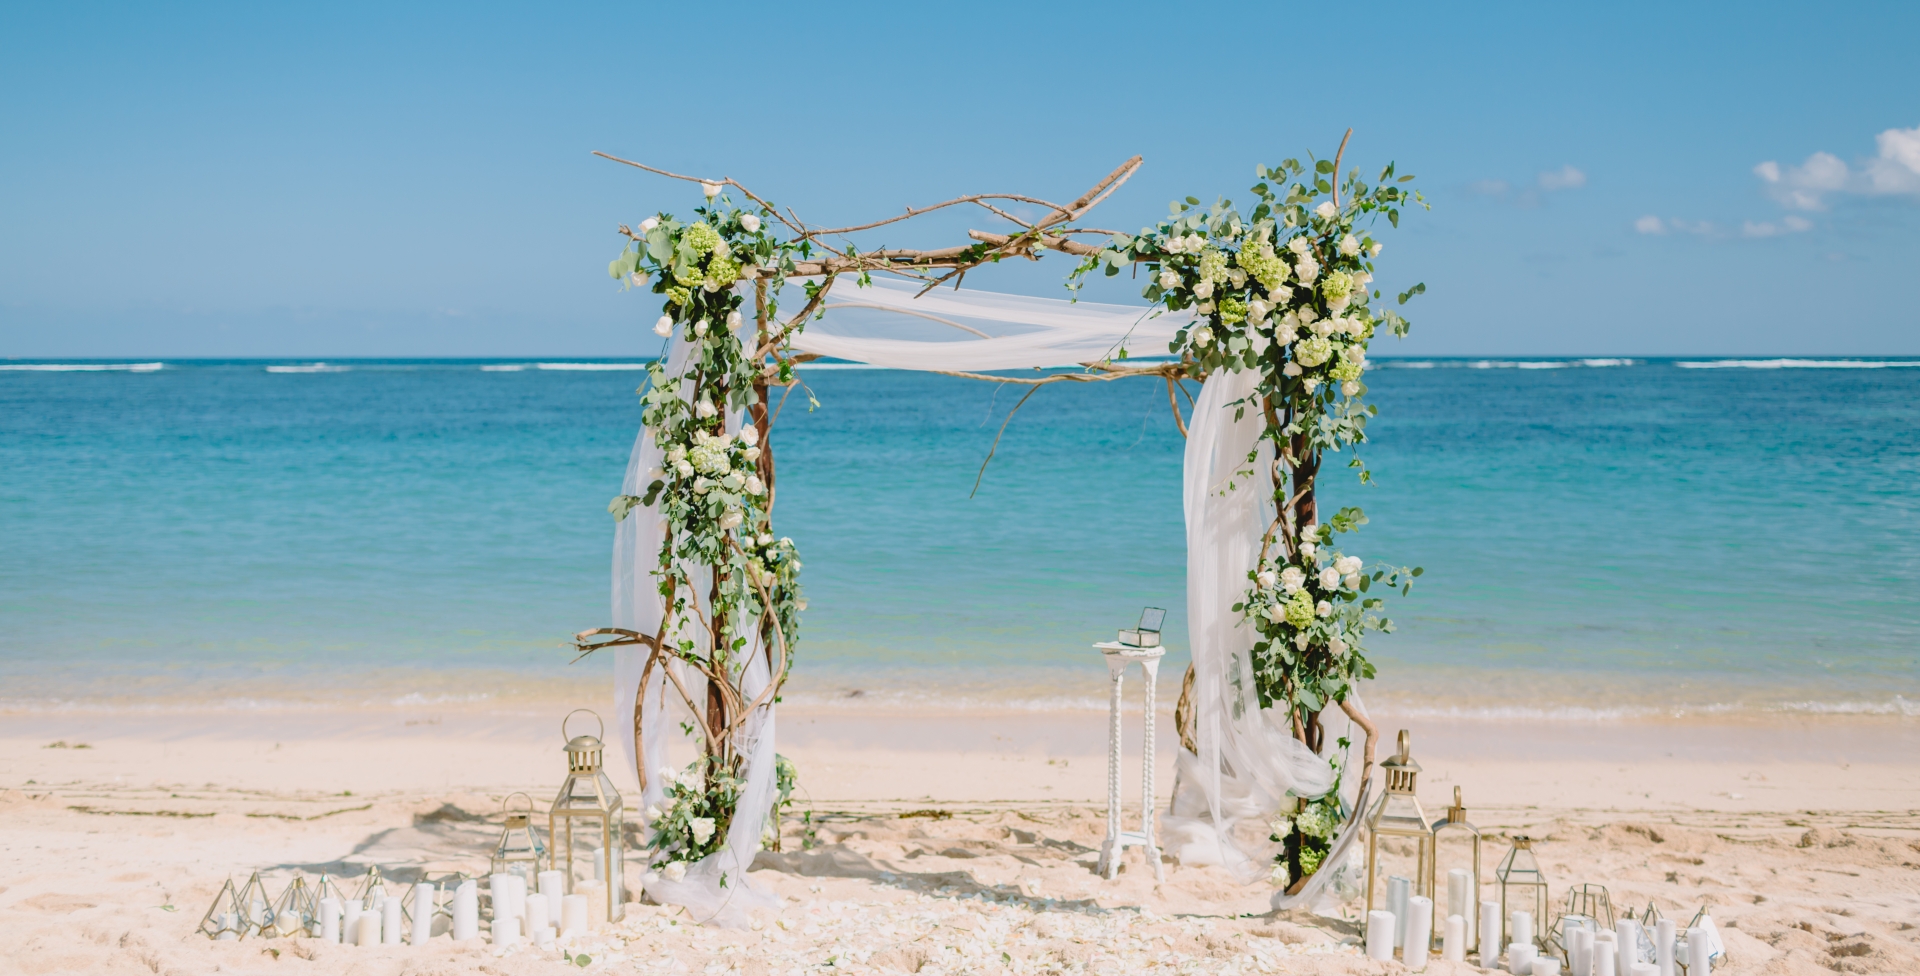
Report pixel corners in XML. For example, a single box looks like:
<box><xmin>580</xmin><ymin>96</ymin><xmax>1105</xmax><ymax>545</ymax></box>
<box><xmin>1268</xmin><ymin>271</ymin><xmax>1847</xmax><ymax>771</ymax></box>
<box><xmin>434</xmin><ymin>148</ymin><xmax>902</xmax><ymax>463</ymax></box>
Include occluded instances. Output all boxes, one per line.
<box><xmin>574</xmin><ymin>954</ymin><xmax>592</xmax><ymax>967</ymax></box>
<box><xmin>1184</xmin><ymin>196</ymin><xmax>1201</xmax><ymax>205</ymax></box>
<box><xmin>1315</xmin><ymin>160</ymin><xmax>1335</xmax><ymax>174</ymax></box>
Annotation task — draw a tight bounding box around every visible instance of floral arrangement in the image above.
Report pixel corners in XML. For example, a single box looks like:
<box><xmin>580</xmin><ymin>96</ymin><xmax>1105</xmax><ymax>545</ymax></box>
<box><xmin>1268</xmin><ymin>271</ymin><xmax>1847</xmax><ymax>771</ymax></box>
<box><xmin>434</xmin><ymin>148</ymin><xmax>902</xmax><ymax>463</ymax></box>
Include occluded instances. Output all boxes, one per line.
<box><xmin>1073</xmin><ymin>151</ymin><xmax>1426</xmax><ymax>888</ymax></box>
<box><xmin>642</xmin><ymin>758</ymin><xmax>742</xmax><ymax>883</ymax></box>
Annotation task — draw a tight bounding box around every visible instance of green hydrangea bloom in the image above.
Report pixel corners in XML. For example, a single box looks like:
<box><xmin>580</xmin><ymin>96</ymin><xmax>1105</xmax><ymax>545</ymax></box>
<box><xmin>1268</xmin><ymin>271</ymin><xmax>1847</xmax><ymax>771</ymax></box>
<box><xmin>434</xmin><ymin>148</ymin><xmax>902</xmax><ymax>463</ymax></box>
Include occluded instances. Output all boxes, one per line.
<box><xmin>1330</xmin><ymin>352</ymin><xmax>1364</xmax><ymax>381</ymax></box>
<box><xmin>1283</xmin><ymin>590</ymin><xmax>1316</xmax><ymax>627</ymax></box>
<box><xmin>1198</xmin><ymin>248</ymin><xmax>1229</xmax><ymax>283</ymax></box>
<box><xmin>1298</xmin><ymin>845</ymin><xmax>1326</xmax><ymax>875</ymax></box>
<box><xmin>682</xmin><ymin>222</ymin><xmax>722</xmax><ymax>255</ymax></box>
<box><xmin>1297</xmin><ymin>800</ymin><xmax>1337</xmax><ymax>839</ymax></box>
<box><xmin>1218</xmin><ymin>296</ymin><xmax>1248</xmax><ymax>325</ymax></box>
<box><xmin>1295</xmin><ymin>336</ymin><xmax>1335</xmax><ymax>367</ymax></box>
<box><xmin>665</xmin><ymin>285</ymin><xmax>691</xmax><ymax>308</ymax></box>
<box><xmin>1321</xmin><ymin>270</ymin><xmax>1354</xmax><ymax>305</ymax></box>
<box><xmin>1236</xmin><ymin>245</ymin><xmax>1288</xmax><ymax>291</ymax></box>
<box><xmin>675</xmin><ymin>263</ymin><xmax>707</xmax><ymax>288</ymax></box>
<box><xmin>704</xmin><ymin>255</ymin><xmax>741</xmax><ymax>289</ymax></box>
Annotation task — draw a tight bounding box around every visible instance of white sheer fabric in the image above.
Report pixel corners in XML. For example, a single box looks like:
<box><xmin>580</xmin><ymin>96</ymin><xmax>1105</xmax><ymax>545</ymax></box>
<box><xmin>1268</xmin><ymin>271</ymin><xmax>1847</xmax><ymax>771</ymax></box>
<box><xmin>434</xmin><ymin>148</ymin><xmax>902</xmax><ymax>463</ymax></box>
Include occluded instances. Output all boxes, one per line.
<box><xmin>610</xmin><ymin>277</ymin><xmax>1361</xmax><ymax>924</ymax></box>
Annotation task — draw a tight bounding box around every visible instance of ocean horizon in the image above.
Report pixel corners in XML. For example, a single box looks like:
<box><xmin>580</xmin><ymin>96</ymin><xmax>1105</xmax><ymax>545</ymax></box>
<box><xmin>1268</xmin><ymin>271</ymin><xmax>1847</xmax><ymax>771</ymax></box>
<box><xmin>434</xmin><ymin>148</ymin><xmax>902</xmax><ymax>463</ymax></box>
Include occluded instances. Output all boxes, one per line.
<box><xmin>4</xmin><ymin>356</ymin><xmax>1916</xmax><ymax>721</ymax></box>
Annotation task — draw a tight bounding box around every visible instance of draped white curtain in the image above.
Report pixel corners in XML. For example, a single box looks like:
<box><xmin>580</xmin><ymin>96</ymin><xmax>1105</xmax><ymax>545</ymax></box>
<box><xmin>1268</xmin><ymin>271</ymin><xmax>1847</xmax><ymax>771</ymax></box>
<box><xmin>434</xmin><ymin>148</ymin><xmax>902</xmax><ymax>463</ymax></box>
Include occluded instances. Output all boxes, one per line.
<box><xmin>611</xmin><ymin>277</ymin><xmax>1364</xmax><ymax>924</ymax></box>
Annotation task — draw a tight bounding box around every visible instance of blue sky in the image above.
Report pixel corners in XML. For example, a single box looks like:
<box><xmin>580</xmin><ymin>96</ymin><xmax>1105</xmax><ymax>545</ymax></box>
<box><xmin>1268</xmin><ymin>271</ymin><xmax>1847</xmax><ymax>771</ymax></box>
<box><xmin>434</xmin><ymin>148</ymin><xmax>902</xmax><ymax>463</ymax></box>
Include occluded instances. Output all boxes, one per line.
<box><xmin>2</xmin><ymin>2</ymin><xmax>1915</xmax><ymax>357</ymax></box>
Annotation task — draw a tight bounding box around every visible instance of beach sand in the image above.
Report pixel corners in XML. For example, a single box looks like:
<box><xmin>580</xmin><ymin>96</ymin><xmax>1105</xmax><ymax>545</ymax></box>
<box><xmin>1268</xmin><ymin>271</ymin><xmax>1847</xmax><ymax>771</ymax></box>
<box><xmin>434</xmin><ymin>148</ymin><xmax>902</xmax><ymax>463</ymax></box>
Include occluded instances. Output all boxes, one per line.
<box><xmin>2</xmin><ymin>705</ymin><xmax>1918</xmax><ymax>975</ymax></box>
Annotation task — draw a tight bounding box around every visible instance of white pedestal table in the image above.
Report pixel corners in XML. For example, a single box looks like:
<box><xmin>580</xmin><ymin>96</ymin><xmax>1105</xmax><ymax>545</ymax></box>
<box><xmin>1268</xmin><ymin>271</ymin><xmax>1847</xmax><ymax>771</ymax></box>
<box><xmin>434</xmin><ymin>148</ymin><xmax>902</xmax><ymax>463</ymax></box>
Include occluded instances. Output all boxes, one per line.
<box><xmin>1092</xmin><ymin>641</ymin><xmax>1165</xmax><ymax>881</ymax></box>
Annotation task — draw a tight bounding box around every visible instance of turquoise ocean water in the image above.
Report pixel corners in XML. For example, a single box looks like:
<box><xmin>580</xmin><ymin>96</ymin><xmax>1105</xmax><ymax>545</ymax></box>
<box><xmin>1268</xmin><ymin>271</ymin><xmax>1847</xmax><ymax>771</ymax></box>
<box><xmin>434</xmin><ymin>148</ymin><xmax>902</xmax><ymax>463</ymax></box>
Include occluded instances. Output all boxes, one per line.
<box><xmin>2</xmin><ymin>358</ymin><xmax>1915</xmax><ymax>718</ymax></box>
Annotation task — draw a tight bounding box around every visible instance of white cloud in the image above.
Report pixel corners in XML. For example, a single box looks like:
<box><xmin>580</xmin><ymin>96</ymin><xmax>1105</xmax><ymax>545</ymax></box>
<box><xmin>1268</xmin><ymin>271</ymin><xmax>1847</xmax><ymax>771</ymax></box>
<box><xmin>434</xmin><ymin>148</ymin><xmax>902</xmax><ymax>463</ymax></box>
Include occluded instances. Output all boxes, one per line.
<box><xmin>1538</xmin><ymin>165</ymin><xmax>1587</xmax><ymax>191</ymax></box>
<box><xmin>1467</xmin><ymin>179</ymin><xmax>1511</xmax><ymax>197</ymax></box>
<box><xmin>1755</xmin><ymin>125</ymin><xmax>1920</xmax><ymax>209</ymax></box>
<box><xmin>1741</xmin><ymin>216</ymin><xmax>1814</xmax><ymax>238</ymax></box>
<box><xmin>1634</xmin><ymin>215</ymin><xmax>1666</xmax><ymax>235</ymax></box>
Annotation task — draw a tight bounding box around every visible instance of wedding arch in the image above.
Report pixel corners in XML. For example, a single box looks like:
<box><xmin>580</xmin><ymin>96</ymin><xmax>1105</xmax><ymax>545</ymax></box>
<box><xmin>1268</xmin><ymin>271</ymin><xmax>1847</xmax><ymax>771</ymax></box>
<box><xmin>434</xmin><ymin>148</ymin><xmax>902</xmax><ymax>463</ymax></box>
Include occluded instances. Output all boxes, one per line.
<box><xmin>571</xmin><ymin>135</ymin><xmax>1426</xmax><ymax>925</ymax></box>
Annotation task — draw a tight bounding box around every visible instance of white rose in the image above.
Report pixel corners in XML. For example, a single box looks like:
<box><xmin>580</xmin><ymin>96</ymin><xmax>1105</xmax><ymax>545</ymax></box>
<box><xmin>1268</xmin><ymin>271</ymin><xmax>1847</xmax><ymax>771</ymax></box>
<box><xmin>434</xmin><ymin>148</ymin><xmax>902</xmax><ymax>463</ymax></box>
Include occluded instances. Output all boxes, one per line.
<box><xmin>1316</xmin><ymin>600</ymin><xmax>1333</xmax><ymax>617</ymax></box>
<box><xmin>738</xmin><ymin>425</ymin><xmax>759</xmax><ymax>446</ymax></box>
<box><xmin>1256</xmin><ymin>570</ymin><xmax>1277</xmax><ymax>589</ymax></box>
<box><xmin>1342</xmin><ymin>380</ymin><xmax>1361</xmax><ymax>397</ymax></box>
<box><xmin>742</xmin><ymin>445</ymin><xmax>761</xmax><ymax>462</ymax></box>
<box><xmin>1294</xmin><ymin>258</ymin><xmax>1319</xmax><ymax>284</ymax></box>
<box><xmin>720</xmin><ymin>473</ymin><xmax>742</xmax><ymax>490</ymax></box>
<box><xmin>1227</xmin><ymin>268</ymin><xmax>1247</xmax><ymax>288</ymax></box>
<box><xmin>1196</xmin><ymin>301</ymin><xmax>1214</xmax><ymax>314</ymax></box>
<box><xmin>1329</xmin><ymin>636</ymin><xmax>1348</xmax><ymax>655</ymax></box>
<box><xmin>693</xmin><ymin>320</ymin><xmax>708</xmax><ymax>336</ymax></box>
<box><xmin>645</xmin><ymin>805</ymin><xmax>662</xmax><ymax>820</ymax></box>
<box><xmin>1265</xmin><ymin>604</ymin><xmax>1286</xmax><ymax>624</ymax></box>
<box><xmin>640</xmin><ymin>217</ymin><xmax>660</xmax><ymax>233</ymax></box>
<box><xmin>1319</xmin><ymin>567</ymin><xmax>1342</xmax><ymax>589</ymax></box>
<box><xmin>695</xmin><ymin>401</ymin><xmax>718</xmax><ymax>419</ymax></box>
<box><xmin>654</xmin><ymin>316</ymin><xmax>674</xmax><ymax>337</ymax></box>
<box><xmin>1354</xmin><ymin>271</ymin><xmax>1372</xmax><ymax>289</ymax></box>
<box><xmin>1158</xmin><ymin>269</ymin><xmax>1181</xmax><ymax>290</ymax></box>
<box><xmin>1338</xmin><ymin>234</ymin><xmax>1360</xmax><ymax>256</ymax></box>
<box><xmin>1193</xmin><ymin>279</ymin><xmax>1214</xmax><ymax>299</ymax></box>
<box><xmin>1192</xmin><ymin>326</ymin><xmax>1213</xmax><ymax>346</ymax></box>
<box><xmin>1344</xmin><ymin>573</ymin><xmax>1362</xmax><ymax>590</ymax></box>
<box><xmin>1267</xmin><ymin>285</ymin><xmax>1293</xmax><ymax>303</ymax></box>
<box><xmin>702</xmin><ymin>182</ymin><xmax>721</xmax><ymax>199</ymax></box>
<box><xmin>726</xmin><ymin>310</ymin><xmax>743</xmax><ymax>329</ymax></box>
<box><xmin>662</xmin><ymin>861</ymin><xmax>688</xmax><ymax>883</ymax></box>
<box><xmin>658</xmin><ymin>766</ymin><xmax>678</xmax><ymax>786</ymax></box>
<box><xmin>646</xmin><ymin>466</ymin><xmax>665</xmax><ymax>482</ymax></box>
<box><xmin>757</xmin><ymin>533</ymin><xmax>773</xmax><ymax>546</ymax></box>
<box><xmin>745</xmin><ymin>475</ymin><xmax>764</xmax><ymax>495</ymax></box>
<box><xmin>1335</xmin><ymin>555</ymin><xmax>1363</xmax><ymax>575</ymax></box>
<box><xmin>1304</xmin><ymin>377</ymin><xmax>1321</xmax><ymax>392</ymax></box>
<box><xmin>1315</xmin><ymin>202</ymin><xmax>1338</xmax><ymax>219</ymax></box>
<box><xmin>693</xmin><ymin>477</ymin><xmax>713</xmax><ymax>494</ymax></box>
<box><xmin>1298</xmin><ymin>306</ymin><xmax>1319</xmax><ymax>323</ymax></box>
<box><xmin>719</xmin><ymin>508</ymin><xmax>743</xmax><ymax>529</ymax></box>
<box><xmin>712</xmin><ymin>239</ymin><xmax>731</xmax><ymax>259</ymax></box>
<box><xmin>630</xmin><ymin>271</ymin><xmax>649</xmax><ymax>287</ymax></box>
<box><xmin>1369</xmin><ymin>241</ymin><xmax>1383</xmax><ymax>257</ymax></box>
<box><xmin>740</xmin><ymin>213</ymin><xmax>761</xmax><ymax>233</ymax></box>
<box><xmin>1280</xmin><ymin>567</ymin><xmax>1305</xmax><ymax>592</ymax></box>
<box><xmin>689</xmin><ymin>817</ymin><xmax>716</xmax><ymax>845</ymax></box>
<box><xmin>1283</xmin><ymin>362</ymin><xmax>1303</xmax><ymax>377</ymax></box>
<box><xmin>1248</xmin><ymin>298</ymin><xmax>1272</xmax><ymax>322</ymax></box>
<box><xmin>1287</xmin><ymin>236</ymin><xmax>1311</xmax><ymax>255</ymax></box>
<box><xmin>1294</xmin><ymin>632</ymin><xmax>1311</xmax><ymax>651</ymax></box>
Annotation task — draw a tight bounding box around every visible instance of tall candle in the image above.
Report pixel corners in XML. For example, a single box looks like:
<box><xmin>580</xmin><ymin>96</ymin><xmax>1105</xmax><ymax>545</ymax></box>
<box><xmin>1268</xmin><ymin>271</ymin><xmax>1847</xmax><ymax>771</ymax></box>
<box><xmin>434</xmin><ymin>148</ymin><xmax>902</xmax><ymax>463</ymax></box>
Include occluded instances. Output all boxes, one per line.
<box><xmin>1443</xmin><ymin>914</ymin><xmax>1466</xmax><ymax>961</ymax></box>
<box><xmin>1655</xmin><ymin>919</ymin><xmax>1676</xmax><ymax>976</ymax></box>
<box><xmin>1531</xmin><ymin>959</ymin><xmax>1561</xmax><ymax>976</ymax></box>
<box><xmin>216</xmin><ymin>912</ymin><xmax>239</xmax><ymax>940</ymax></box>
<box><xmin>1631</xmin><ymin>965</ymin><xmax>1658</xmax><ymax>976</ymax></box>
<box><xmin>1512</xmin><ymin>910</ymin><xmax>1534</xmax><ymax>948</ymax></box>
<box><xmin>1365</xmin><ymin>910</ymin><xmax>1396</xmax><ymax>961</ymax></box>
<box><xmin>410</xmin><ymin>883</ymin><xmax>434</xmax><ymax>945</ymax></box>
<box><xmin>1387</xmin><ymin>876</ymin><xmax>1411</xmax><ymax>947</ymax></box>
<box><xmin>1686</xmin><ymin>927</ymin><xmax>1711</xmax><ymax>974</ymax></box>
<box><xmin>1405</xmin><ymin>896</ymin><xmax>1433</xmax><ymax>971</ymax></box>
<box><xmin>538</xmin><ymin>869</ymin><xmax>565</xmax><ymax>921</ymax></box>
<box><xmin>1446</xmin><ymin>869</ymin><xmax>1473</xmax><ymax>944</ymax></box>
<box><xmin>1508</xmin><ymin>942</ymin><xmax>1536</xmax><ymax>975</ymax></box>
<box><xmin>451</xmin><ymin>881</ymin><xmax>479</xmax><ymax>941</ymax></box>
<box><xmin>382</xmin><ymin>896</ymin><xmax>403</xmax><ymax>945</ymax></box>
<box><xmin>341</xmin><ymin>899</ymin><xmax>363</xmax><ymax>945</ymax></box>
<box><xmin>1480</xmin><ymin>900</ymin><xmax>1502</xmax><ymax>965</ymax></box>
<box><xmin>1593</xmin><ymin>938</ymin><xmax>1616</xmax><ymax>976</ymax></box>
<box><xmin>526</xmin><ymin>891</ymin><xmax>551</xmax><ymax>941</ymax></box>
<box><xmin>561</xmin><ymin>894</ymin><xmax>589</xmax><ymax>938</ymax></box>
<box><xmin>489</xmin><ymin>873</ymin><xmax>513</xmax><ymax>923</ymax></box>
<box><xmin>319</xmin><ymin>897</ymin><xmax>342</xmax><ymax>943</ymax></box>
<box><xmin>355</xmin><ymin>910</ymin><xmax>381</xmax><ymax>947</ymax></box>
<box><xmin>1570</xmin><ymin>926</ymin><xmax>1593</xmax><ymax>976</ymax></box>
<box><xmin>1618</xmin><ymin>919</ymin><xmax>1641</xmax><ymax>968</ymax></box>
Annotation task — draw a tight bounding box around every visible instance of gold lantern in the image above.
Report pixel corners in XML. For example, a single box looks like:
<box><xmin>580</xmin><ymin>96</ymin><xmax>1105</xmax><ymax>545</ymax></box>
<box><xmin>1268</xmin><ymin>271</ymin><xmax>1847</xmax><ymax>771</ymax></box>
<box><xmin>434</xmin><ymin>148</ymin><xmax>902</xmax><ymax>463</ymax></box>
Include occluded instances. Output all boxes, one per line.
<box><xmin>268</xmin><ymin>876</ymin><xmax>317</xmax><ymax>937</ymax></box>
<box><xmin>1495</xmin><ymin>835</ymin><xmax>1551</xmax><ymax>949</ymax></box>
<box><xmin>491</xmin><ymin>792</ymin><xmax>550</xmax><ymax>885</ymax></box>
<box><xmin>1427</xmin><ymin>786</ymin><xmax>1483</xmax><ymax>950</ymax></box>
<box><xmin>549</xmin><ymin>709</ymin><xmax>626</xmax><ymax>924</ymax></box>
<box><xmin>1365</xmin><ymin>730</ymin><xmax>1435</xmax><ymax>916</ymax></box>
<box><xmin>1550</xmin><ymin>883</ymin><xmax>1613</xmax><ymax>961</ymax></box>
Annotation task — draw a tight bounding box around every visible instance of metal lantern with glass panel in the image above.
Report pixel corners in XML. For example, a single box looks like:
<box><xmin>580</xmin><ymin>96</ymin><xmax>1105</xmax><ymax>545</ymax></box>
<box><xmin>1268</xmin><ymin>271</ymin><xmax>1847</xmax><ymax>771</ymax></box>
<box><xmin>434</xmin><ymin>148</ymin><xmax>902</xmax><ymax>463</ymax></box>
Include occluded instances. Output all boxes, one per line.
<box><xmin>1427</xmin><ymin>786</ymin><xmax>1483</xmax><ymax>951</ymax></box>
<box><xmin>1364</xmin><ymin>730</ymin><xmax>1435</xmax><ymax>916</ymax></box>
<box><xmin>1495</xmin><ymin>835</ymin><xmax>1551</xmax><ymax>949</ymax></box>
<box><xmin>1119</xmin><ymin>607</ymin><xmax>1166</xmax><ymax>648</ymax></box>
<box><xmin>1549</xmin><ymin>883</ymin><xmax>1613</xmax><ymax>962</ymax></box>
<box><xmin>549</xmin><ymin>709</ymin><xmax>625</xmax><ymax>923</ymax></box>
<box><xmin>490</xmin><ymin>792</ymin><xmax>549</xmax><ymax>887</ymax></box>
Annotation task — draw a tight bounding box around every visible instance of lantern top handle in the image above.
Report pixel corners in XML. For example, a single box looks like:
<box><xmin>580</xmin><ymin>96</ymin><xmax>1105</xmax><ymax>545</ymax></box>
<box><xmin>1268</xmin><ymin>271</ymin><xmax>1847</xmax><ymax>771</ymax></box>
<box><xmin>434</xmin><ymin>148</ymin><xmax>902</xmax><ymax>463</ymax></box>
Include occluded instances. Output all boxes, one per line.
<box><xmin>563</xmin><ymin>708</ymin><xmax>605</xmax><ymax>743</ymax></box>
<box><xmin>502</xmin><ymin>791</ymin><xmax>536</xmax><ymax>817</ymax></box>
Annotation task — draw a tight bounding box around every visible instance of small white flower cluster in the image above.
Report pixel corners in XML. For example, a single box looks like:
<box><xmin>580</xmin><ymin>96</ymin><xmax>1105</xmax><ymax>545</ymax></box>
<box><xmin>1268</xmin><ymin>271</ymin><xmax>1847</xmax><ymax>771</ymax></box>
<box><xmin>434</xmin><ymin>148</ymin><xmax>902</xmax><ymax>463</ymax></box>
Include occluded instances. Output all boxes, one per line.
<box><xmin>1242</xmin><ymin>524</ymin><xmax>1365</xmax><ymax>657</ymax></box>
<box><xmin>642</xmin><ymin>761</ymin><xmax>741</xmax><ymax>885</ymax></box>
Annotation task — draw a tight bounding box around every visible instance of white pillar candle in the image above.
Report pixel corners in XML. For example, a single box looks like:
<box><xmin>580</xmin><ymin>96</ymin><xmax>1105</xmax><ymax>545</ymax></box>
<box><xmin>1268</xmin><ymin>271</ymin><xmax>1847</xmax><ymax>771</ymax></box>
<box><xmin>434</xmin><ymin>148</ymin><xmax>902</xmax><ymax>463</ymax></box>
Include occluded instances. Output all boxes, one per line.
<box><xmin>1655</xmin><ymin>920</ymin><xmax>1676</xmax><ymax>976</ymax></box>
<box><xmin>341</xmin><ymin>899</ymin><xmax>363</xmax><ymax>945</ymax></box>
<box><xmin>382</xmin><ymin>896</ymin><xmax>403</xmax><ymax>945</ymax></box>
<box><xmin>535</xmin><ymin>924</ymin><xmax>556</xmax><ymax>947</ymax></box>
<box><xmin>1508</xmin><ymin>942</ymin><xmax>1537</xmax><ymax>975</ymax></box>
<box><xmin>489</xmin><ymin>873</ymin><xmax>513</xmax><ymax>922</ymax></box>
<box><xmin>1570</xmin><ymin>926</ymin><xmax>1594</xmax><ymax>976</ymax></box>
<box><xmin>355</xmin><ymin>910</ymin><xmax>381</xmax><ymax>947</ymax></box>
<box><xmin>561</xmin><ymin>893</ymin><xmax>589</xmax><ymax>938</ymax></box>
<box><xmin>451</xmin><ymin>881</ymin><xmax>479</xmax><ymax>941</ymax></box>
<box><xmin>538</xmin><ymin>869</ymin><xmax>566</xmax><ymax>921</ymax></box>
<box><xmin>1631</xmin><ymin>965</ymin><xmax>1658</xmax><ymax>976</ymax></box>
<box><xmin>1446</xmin><ymin>869</ymin><xmax>1473</xmax><ymax>944</ymax></box>
<box><xmin>1531</xmin><ymin>959</ymin><xmax>1562</xmax><ymax>976</ymax></box>
<box><xmin>1480</xmin><ymin>900</ymin><xmax>1503</xmax><ymax>965</ymax></box>
<box><xmin>578</xmin><ymin>880</ymin><xmax>608</xmax><ymax>927</ymax></box>
<box><xmin>491</xmin><ymin>913</ymin><xmax>519</xmax><ymax>948</ymax></box>
<box><xmin>1686</xmin><ymin>927</ymin><xmax>1711</xmax><ymax>974</ymax></box>
<box><xmin>1405</xmin><ymin>896</ymin><xmax>1433</xmax><ymax>971</ymax></box>
<box><xmin>1443</xmin><ymin>914</ymin><xmax>1466</xmax><ymax>961</ymax></box>
<box><xmin>1596</xmin><ymin>931</ymin><xmax>1620</xmax><ymax>976</ymax></box>
<box><xmin>319</xmin><ymin>897</ymin><xmax>342</xmax><ymax>943</ymax></box>
<box><xmin>216</xmin><ymin>912</ymin><xmax>239</xmax><ymax>940</ymax></box>
<box><xmin>1593</xmin><ymin>938</ymin><xmax>1616</xmax><ymax>976</ymax></box>
<box><xmin>1387</xmin><ymin>876</ymin><xmax>1411</xmax><ymax>947</ymax></box>
<box><xmin>409</xmin><ymin>883</ymin><xmax>434</xmax><ymax>945</ymax></box>
<box><xmin>525</xmin><ymin>889</ymin><xmax>550</xmax><ymax>939</ymax></box>
<box><xmin>1512</xmin><ymin>910</ymin><xmax>1534</xmax><ymax>948</ymax></box>
<box><xmin>1366</xmin><ymin>910</ymin><xmax>1396</xmax><ymax>961</ymax></box>
<box><xmin>1618</xmin><ymin>920</ymin><xmax>1641</xmax><ymax>968</ymax></box>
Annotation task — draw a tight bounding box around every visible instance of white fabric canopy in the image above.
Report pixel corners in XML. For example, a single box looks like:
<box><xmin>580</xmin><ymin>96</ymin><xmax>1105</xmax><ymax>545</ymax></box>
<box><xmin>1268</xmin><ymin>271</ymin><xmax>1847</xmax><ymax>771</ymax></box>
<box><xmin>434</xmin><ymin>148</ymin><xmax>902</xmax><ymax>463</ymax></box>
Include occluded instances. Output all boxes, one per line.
<box><xmin>611</xmin><ymin>276</ymin><xmax>1367</xmax><ymax>924</ymax></box>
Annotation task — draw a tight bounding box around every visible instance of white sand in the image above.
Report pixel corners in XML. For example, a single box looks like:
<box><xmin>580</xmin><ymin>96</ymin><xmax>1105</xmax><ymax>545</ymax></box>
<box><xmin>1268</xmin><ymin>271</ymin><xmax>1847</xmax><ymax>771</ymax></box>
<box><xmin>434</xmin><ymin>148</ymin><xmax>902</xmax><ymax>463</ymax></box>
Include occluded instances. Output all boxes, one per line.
<box><xmin>3</xmin><ymin>706</ymin><xmax>1918</xmax><ymax>975</ymax></box>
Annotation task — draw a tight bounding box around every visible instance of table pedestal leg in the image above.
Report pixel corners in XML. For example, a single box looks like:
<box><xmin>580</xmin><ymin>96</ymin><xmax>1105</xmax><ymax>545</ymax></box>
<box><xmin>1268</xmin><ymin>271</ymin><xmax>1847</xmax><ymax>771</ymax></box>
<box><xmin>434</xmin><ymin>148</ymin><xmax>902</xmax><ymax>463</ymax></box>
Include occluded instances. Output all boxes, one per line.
<box><xmin>1098</xmin><ymin>663</ymin><xmax>1124</xmax><ymax>879</ymax></box>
